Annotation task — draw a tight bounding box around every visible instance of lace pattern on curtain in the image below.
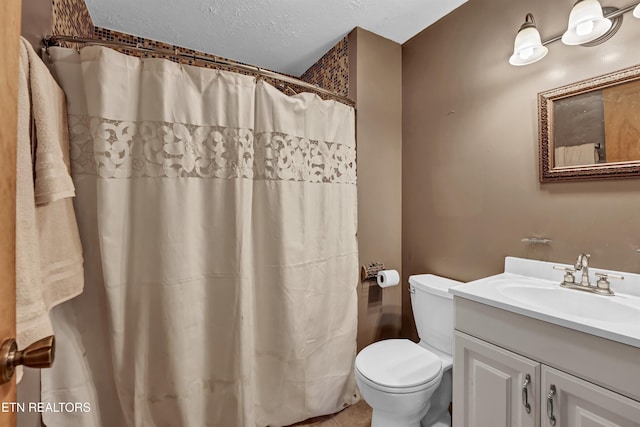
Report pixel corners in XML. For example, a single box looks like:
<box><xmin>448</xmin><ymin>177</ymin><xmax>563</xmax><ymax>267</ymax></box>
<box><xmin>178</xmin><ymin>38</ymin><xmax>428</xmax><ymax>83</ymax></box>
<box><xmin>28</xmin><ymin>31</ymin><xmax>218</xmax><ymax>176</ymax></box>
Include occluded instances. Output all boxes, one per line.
<box><xmin>69</xmin><ymin>115</ymin><xmax>356</xmax><ymax>184</ymax></box>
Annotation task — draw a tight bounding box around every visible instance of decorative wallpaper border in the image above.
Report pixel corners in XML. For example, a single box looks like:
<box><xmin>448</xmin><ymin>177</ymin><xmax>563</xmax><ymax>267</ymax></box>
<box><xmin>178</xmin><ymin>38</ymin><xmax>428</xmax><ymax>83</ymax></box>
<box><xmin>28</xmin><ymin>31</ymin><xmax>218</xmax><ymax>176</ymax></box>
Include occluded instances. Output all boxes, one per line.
<box><xmin>301</xmin><ymin>37</ymin><xmax>349</xmax><ymax>99</ymax></box>
<box><xmin>52</xmin><ymin>0</ymin><xmax>94</xmax><ymax>41</ymax></box>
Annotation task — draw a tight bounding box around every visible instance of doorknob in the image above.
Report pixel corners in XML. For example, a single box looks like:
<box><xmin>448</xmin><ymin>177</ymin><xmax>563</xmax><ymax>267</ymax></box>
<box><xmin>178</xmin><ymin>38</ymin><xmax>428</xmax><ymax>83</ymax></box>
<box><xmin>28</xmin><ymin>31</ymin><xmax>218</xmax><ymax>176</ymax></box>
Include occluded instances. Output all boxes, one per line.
<box><xmin>0</xmin><ymin>335</ymin><xmax>55</xmax><ymax>384</ymax></box>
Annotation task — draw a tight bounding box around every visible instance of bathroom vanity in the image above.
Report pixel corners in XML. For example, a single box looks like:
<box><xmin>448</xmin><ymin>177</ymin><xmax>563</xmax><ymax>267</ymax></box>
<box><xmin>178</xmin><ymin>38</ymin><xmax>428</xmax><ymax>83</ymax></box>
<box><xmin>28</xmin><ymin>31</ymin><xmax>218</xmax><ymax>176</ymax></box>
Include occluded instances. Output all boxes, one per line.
<box><xmin>450</xmin><ymin>257</ymin><xmax>640</xmax><ymax>427</ymax></box>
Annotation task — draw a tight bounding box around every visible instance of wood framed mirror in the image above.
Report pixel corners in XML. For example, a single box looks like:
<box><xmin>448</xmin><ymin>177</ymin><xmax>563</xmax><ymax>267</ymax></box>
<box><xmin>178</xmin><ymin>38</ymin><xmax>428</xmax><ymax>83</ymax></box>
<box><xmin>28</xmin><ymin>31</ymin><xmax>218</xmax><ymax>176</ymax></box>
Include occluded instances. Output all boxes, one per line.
<box><xmin>539</xmin><ymin>64</ymin><xmax>640</xmax><ymax>182</ymax></box>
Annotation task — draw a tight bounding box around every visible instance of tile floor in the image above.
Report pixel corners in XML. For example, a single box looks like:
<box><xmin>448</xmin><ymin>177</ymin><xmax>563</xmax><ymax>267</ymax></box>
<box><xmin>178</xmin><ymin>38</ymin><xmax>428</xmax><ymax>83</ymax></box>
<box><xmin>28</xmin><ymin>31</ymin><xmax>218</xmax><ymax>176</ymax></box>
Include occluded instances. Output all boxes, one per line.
<box><xmin>287</xmin><ymin>399</ymin><xmax>372</xmax><ymax>427</ymax></box>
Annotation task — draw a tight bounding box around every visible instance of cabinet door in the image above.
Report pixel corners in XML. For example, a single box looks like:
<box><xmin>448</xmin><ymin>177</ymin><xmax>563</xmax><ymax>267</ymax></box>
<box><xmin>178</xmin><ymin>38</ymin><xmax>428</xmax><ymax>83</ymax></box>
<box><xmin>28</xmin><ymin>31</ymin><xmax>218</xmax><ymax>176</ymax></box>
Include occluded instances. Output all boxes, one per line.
<box><xmin>453</xmin><ymin>331</ymin><xmax>539</xmax><ymax>427</ymax></box>
<box><xmin>542</xmin><ymin>365</ymin><xmax>640</xmax><ymax>427</ymax></box>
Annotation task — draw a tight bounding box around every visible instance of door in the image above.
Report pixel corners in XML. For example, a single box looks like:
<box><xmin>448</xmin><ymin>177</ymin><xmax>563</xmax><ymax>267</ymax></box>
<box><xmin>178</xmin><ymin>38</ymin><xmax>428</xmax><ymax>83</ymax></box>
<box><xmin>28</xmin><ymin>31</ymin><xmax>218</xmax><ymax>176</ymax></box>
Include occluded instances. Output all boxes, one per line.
<box><xmin>453</xmin><ymin>331</ymin><xmax>540</xmax><ymax>427</ymax></box>
<box><xmin>0</xmin><ymin>0</ymin><xmax>22</xmax><ymax>426</ymax></box>
<box><xmin>542</xmin><ymin>365</ymin><xmax>640</xmax><ymax>427</ymax></box>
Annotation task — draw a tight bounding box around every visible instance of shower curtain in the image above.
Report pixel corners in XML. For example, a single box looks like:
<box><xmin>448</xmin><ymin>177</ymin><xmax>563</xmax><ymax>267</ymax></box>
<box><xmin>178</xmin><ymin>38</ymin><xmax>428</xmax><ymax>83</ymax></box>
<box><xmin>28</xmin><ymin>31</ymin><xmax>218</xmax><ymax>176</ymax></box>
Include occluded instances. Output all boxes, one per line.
<box><xmin>42</xmin><ymin>46</ymin><xmax>358</xmax><ymax>427</ymax></box>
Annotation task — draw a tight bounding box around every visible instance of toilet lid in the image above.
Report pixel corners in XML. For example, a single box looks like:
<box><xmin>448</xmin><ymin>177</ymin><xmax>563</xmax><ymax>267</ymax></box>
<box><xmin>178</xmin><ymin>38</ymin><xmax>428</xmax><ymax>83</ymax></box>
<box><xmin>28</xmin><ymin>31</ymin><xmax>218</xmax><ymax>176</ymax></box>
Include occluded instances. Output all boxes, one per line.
<box><xmin>355</xmin><ymin>339</ymin><xmax>442</xmax><ymax>388</ymax></box>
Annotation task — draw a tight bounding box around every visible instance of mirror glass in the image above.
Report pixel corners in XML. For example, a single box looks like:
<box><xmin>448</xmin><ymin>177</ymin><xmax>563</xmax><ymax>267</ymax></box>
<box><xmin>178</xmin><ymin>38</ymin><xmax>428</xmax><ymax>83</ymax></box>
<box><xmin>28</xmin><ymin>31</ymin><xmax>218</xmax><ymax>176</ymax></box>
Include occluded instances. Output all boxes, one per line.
<box><xmin>538</xmin><ymin>65</ymin><xmax>640</xmax><ymax>182</ymax></box>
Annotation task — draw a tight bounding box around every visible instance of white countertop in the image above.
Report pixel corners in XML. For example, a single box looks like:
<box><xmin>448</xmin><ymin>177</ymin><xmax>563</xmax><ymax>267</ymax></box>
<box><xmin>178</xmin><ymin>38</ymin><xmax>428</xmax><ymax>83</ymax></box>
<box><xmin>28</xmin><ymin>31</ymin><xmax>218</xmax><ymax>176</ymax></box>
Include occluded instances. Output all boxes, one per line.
<box><xmin>449</xmin><ymin>257</ymin><xmax>640</xmax><ymax>348</ymax></box>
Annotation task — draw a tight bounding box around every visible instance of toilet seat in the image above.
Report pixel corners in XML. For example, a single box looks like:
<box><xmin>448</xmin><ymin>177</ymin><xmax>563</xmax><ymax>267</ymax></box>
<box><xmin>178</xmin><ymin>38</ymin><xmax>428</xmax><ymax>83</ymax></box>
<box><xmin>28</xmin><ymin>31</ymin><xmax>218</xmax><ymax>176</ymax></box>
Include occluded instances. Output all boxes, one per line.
<box><xmin>355</xmin><ymin>339</ymin><xmax>442</xmax><ymax>393</ymax></box>
<box><xmin>356</xmin><ymin>365</ymin><xmax>442</xmax><ymax>395</ymax></box>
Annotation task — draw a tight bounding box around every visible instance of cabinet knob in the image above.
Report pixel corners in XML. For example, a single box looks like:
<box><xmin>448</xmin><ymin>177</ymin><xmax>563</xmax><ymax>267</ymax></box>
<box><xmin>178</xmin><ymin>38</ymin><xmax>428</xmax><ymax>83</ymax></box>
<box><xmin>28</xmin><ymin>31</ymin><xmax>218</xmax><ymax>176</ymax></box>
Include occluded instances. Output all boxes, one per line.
<box><xmin>0</xmin><ymin>336</ymin><xmax>55</xmax><ymax>384</ymax></box>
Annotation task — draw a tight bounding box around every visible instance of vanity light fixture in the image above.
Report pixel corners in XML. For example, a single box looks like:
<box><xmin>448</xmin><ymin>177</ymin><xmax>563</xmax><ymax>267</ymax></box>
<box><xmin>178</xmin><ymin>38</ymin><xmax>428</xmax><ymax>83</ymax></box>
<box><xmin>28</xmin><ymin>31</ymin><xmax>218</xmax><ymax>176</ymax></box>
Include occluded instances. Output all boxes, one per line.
<box><xmin>509</xmin><ymin>14</ymin><xmax>548</xmax><ymax>66</ymax></box>
<box><xmin>562</xmin><ymin>0</ymin><xmax>612</xmax><ymax>45</ymax></box>
<box><xmin>510</xmin><ymin>1</ymin><xmax>640</xmax><ymax>66</ymax></box>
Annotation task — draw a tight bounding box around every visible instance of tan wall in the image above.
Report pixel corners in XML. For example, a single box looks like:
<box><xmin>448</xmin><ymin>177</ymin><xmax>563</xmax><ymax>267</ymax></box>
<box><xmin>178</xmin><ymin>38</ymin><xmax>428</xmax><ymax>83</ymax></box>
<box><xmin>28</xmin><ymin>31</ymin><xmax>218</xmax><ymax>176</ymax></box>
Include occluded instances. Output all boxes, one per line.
<box><xmin>349</xmin><ymin>28</ymin><xmax>403</xmax><ymax>351</ymax></box>
<box><xmin>402</xmin><ymin>0</ymin><xmax>640</xmax><ymax>338</ymax></box>
<box><xmin>21</xmin><ymin>0</ymin><xmax>52</xmax><ymax>48</ymax></box>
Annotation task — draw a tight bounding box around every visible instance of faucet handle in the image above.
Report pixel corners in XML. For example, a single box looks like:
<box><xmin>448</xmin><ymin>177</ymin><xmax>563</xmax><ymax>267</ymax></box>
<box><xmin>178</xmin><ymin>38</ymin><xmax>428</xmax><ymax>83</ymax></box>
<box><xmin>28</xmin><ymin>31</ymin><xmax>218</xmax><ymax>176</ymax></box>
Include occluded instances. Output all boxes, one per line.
<box><xmin>553</xmin><ymin>265</ymin><xmax>576</xmax><ymax>284</ymax></box>
<box><xmin>594</xmin><ymin>272</ymin><xmax>624</xmax><ymax>295</ymax></box>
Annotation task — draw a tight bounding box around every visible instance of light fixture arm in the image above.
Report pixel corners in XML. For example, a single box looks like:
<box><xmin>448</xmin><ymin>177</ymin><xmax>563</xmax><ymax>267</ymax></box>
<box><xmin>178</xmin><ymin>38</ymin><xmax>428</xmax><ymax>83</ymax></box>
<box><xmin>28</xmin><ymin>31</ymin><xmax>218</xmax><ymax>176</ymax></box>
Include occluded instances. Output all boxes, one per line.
<box><xmin>541</xmin><ymin>1</ymin><xmax>640</xmax><ymax>46</ymax></box>
<box><xmin>520</xmin><ymin>13</ymin><xmax>537</xmax><ymax>31</ymax></box>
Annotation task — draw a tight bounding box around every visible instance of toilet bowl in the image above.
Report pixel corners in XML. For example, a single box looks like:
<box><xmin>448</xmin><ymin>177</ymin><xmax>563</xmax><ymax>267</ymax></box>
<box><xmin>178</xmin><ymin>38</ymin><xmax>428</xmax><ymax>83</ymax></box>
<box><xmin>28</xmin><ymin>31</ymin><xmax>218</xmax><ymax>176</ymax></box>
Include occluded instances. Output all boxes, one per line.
<box><xmin>354</xmin><ymin>274</ymin><xmax>461</xmax><ymax>427</ymax></box>
<box><xmin>355</xmin><ymin>339</ymin><xmax>443</xmax><ymax>427</ymax></box>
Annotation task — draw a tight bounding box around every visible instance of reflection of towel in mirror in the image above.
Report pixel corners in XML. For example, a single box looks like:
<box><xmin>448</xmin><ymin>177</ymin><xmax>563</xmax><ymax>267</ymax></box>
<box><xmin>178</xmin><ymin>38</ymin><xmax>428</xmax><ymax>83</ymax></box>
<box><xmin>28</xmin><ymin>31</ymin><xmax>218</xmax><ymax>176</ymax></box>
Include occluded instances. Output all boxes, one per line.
<box><xmin>554</xmin><ymin>143</ymin><xmax>599</xmax><ymax>167</ymax></box>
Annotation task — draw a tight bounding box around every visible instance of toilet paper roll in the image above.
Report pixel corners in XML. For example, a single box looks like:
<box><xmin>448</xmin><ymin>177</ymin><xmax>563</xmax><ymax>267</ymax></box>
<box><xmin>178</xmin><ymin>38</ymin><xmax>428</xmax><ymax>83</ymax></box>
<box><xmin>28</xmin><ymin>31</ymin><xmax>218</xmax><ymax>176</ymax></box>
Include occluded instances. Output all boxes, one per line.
<box><xmin>376</xmin><ymin>269</ymin><xmax>400</xmax><ymax>288</ymax></box>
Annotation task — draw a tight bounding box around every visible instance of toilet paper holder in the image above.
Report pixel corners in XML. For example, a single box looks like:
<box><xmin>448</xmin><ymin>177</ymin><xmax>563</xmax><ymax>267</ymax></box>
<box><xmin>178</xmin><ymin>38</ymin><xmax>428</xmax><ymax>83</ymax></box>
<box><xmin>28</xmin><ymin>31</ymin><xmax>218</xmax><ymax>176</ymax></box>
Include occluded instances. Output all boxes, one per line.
<box><xmin>361</xmin><ymin>262</ymin><xmax>385</xmax><ymax>282</ymax></box>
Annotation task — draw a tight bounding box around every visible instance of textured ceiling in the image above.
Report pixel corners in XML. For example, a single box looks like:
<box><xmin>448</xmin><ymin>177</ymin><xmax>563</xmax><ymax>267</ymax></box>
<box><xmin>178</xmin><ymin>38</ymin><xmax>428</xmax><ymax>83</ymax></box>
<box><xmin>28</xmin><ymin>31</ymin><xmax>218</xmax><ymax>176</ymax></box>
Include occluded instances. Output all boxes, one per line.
<box><xmin>85</xmin><ymin>0</ymin><xmax>467</xmax><ymax>76</ymax></box>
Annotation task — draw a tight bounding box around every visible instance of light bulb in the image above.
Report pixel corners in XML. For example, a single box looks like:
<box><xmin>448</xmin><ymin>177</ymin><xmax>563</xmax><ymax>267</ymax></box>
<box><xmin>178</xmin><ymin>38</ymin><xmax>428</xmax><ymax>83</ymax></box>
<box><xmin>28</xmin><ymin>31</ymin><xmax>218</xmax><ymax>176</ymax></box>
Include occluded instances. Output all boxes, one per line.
<box><xmin>576</xmin><ymin>20</ymin><xmax>595</xmax><ymax>36</ymax></box>
<box><xmin>519</xmin><ymin>47</ymin><xmax>534</xmax><ymax>60</ymax></box>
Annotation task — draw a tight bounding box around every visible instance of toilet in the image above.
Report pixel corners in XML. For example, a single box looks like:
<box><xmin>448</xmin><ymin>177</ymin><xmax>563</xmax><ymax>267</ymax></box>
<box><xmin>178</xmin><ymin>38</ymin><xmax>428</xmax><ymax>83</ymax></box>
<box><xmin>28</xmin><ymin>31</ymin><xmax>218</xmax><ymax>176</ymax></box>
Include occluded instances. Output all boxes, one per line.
<box><xmin>355</xmin><ymin>274</ymin><xmax>460</xmax><ymax>427</ymax></box>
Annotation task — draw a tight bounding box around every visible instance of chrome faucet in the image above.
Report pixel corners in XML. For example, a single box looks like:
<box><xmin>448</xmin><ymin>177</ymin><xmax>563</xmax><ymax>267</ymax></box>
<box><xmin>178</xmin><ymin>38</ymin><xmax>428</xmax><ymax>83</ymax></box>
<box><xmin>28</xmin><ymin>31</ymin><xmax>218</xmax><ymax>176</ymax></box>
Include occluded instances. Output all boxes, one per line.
<box><xmin>575</xmin><ymin>253</ymin><xmax>591</xmax><ymax>287</ymax></box>
<box><xmin>553</xmin><ymin>253</ymin><xmax>624</xmax><ymax>296</ymax></box>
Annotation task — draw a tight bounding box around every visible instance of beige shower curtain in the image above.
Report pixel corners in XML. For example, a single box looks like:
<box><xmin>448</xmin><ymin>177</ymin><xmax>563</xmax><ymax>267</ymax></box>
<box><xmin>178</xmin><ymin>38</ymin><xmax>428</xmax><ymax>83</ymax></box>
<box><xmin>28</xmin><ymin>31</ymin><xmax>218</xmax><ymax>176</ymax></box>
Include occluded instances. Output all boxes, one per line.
<box><xmin>42</xmin><ymin>46</ymin><xmax>358</xmax><ymax>427</ymax></box>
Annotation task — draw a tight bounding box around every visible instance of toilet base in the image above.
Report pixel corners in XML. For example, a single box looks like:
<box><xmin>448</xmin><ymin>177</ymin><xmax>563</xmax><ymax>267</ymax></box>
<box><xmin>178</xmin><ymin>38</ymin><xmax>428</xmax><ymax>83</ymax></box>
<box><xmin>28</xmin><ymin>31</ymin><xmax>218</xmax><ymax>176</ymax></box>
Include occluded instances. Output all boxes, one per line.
<box><xmin>422</xmin><ymin>412</ymin><xmax>451</xmax><ymax>427</ymax></box>
<box><xmin>371</xmin><ymin>403</ymin><xmax>430</xmax><ymax>427</ymax></box>
<box><xmin>421</xmin><ymin>369</ymin><xmax>452</xmax><ymax>427</ymax></box>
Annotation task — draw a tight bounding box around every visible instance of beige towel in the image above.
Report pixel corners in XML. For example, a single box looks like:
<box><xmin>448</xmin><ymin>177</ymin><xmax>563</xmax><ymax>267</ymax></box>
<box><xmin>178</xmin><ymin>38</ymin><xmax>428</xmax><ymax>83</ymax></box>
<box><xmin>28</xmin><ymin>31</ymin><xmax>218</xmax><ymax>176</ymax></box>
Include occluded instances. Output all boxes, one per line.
<box><xmin>17</xmin><ymin>38</ymin><xmax>49</xmax><ymax>352</ymax></box>
<box><xmin>28</xmin><ymin>43</ymin><xmax>76</xmax><ymax>204</ymax></box>
<box><xmin>554</xmin><ymin>143</ymin><xmax>599</xmax><ymax>167</ymax></box>
<box><xmin>16</xmin><ymin>37</ymin><xmax>84</xmax><ymax>356</ymax></box>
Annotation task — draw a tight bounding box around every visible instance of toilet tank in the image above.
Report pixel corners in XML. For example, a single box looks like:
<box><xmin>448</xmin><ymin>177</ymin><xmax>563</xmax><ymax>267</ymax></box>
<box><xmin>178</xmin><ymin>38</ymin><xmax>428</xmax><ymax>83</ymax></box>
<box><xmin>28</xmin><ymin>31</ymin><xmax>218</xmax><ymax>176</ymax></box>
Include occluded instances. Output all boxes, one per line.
<box><xmin>409</xmin><ymin>274</ymin><xmax>461</xmax><ymax>356</ymax></box>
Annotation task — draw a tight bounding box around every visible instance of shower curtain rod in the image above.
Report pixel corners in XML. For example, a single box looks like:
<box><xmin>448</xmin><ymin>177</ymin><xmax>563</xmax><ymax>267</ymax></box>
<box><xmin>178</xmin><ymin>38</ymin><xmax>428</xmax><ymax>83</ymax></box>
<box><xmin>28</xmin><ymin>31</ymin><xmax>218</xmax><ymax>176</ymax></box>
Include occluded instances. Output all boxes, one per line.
<box><xmin>43</xmin><ymin>35</ymin><xmax>355</xmax><ymax>106</ymax></box>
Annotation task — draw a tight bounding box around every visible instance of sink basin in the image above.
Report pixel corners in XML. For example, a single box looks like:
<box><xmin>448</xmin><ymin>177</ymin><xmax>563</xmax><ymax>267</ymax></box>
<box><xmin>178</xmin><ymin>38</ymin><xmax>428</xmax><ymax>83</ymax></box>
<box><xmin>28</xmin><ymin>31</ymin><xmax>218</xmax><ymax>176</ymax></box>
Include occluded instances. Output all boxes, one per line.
<box><xmin>449</xmin><ymin>257</ymin><xmax>640</xmax><ymax>348</ymax></box>
<box><xmin>495</xmin><ymin>281</ymin><xmax>640</xmax><ymax>324</ymax></box>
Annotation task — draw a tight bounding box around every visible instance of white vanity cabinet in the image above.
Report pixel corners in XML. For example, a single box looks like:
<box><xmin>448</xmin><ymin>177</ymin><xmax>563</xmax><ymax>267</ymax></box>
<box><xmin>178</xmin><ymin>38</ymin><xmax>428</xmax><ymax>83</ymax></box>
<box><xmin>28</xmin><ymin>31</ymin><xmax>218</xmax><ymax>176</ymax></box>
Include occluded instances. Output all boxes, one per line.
<box><xmin>452</xmin><ymin>298</ymin><xmax>640</xmax><ymax>427</ymax></box>
<box><xmin>454</xmin><ymin>331</ymin><xmax>640</xmax><ymax>427</ymax></box>
<box><xmin>541</xmin><ymin>365</ymin><xmax>640</xmax><ymax>427</ymax></box>
<box><xmin>453</xmin><ymin>332</ymin><xmax>539</xmax><ymax>427</ymax></box>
